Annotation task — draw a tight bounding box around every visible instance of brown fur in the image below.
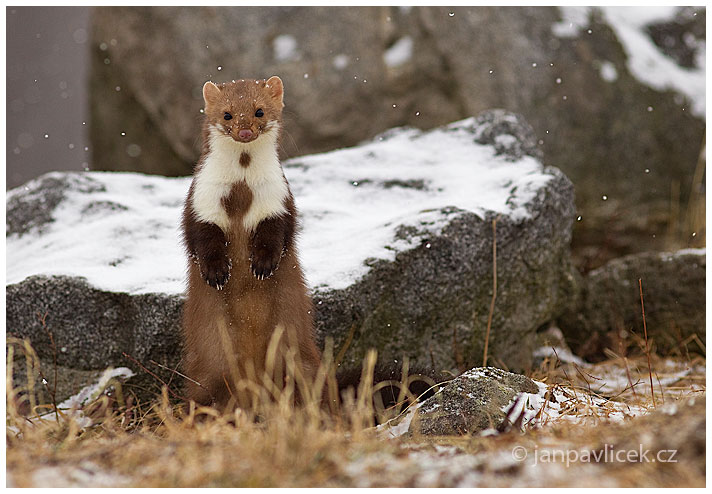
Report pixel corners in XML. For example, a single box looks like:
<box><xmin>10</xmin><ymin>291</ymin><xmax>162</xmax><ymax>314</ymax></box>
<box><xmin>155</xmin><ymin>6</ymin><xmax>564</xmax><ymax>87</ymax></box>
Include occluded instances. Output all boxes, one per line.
<box><xmin>239</xmin><ymin>152</ymin><xmax>251</xmax><ymax>167</ymax></box>
<box><xmin>181</xmin><ymin>77</ymin><xmax>321</xmax><ymax>410</ymax></box>
<box><xmin>202</xmin><ymin>77</ymin><xmax>284</xmax><ymax>143</ymax></box>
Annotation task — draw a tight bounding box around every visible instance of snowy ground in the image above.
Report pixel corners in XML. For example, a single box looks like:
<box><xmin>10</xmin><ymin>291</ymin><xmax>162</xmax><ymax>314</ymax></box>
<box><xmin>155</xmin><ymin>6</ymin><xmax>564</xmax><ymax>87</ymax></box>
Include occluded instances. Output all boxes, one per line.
<box><xmin>7</xmin><ymin>118</ymin><xmax>552</xmax><ymax>294</ymax></box>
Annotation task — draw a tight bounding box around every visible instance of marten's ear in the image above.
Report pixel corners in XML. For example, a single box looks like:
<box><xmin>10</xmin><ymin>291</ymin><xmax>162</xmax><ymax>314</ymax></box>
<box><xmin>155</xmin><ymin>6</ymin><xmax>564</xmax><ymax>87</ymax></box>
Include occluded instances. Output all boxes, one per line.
<box><xmin>202</xmin><ymin>81</ymin><xmax>221</xmax><ymax>109</ymax></box>
<box><xmin>265</xmin><ymin>76</ymin><xmax>284</xmax><ymax>107</ymax></box>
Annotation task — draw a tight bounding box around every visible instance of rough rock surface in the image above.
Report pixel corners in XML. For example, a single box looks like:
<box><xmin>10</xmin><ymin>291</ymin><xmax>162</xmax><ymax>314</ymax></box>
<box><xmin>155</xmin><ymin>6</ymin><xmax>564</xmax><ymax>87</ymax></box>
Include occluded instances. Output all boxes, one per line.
<box><xmin>558</xmin><ymin>249</ymin><xmax>706</xmax><ymax>361</ymax></box>
<box><xmin>7</xmin><ymin>276</ymin><xmax>184</xmax><ymax>401</ymax></box>
<box><xmin>646</xmin><ymin>7</ymin><xmax>706</xmax><ymax>68</ymax></box>
<box><xmin>89</xmin><ymin>6</ymin><xmax>705</xmax><ymax>265</ymax></box>
<box><xmin>7</xmin><ymin>113</ymin><xmax>576</xmax><ymax>402</ymax></box>
<box><xmin>411</xmin><ymin>367</ymin><xmax>540</xmax><ymax>436</ymax></box>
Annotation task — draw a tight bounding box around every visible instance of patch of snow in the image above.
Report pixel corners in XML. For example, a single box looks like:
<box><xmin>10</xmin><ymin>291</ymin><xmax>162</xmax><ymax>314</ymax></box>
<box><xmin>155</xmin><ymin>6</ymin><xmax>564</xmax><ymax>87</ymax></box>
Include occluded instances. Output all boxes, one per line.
<box><xmin>383</xmin><ymin>36</ymin><xmax>413</xmax><ymax>68</ymax></box>
<box><xmin>461</xmin><ymin>367</ymin><xmax>497</xmax><ymax>380</ymax></box>
<box><xmin>662</xmin><ymin>247</ymin><xmax>705</xmax><ymax>261</ymax></box>
<box><xmin>551</xmin><ymin>6</ymin><xmax>591</xmax><ymax>38</ymax></box>
<box><xmin>344</xmin><ymin>446</ymin><xmax>487</xmax><ymax>488</ymax></box>
<box><xmin>7</xmin><ymin>173</ymin><xmax>188</xmax><ymax>294</ymax></box>
<box><xmin>598</xmin><ymin>61</ymin><xmax>618</xmax><ymax>82</ymax></box>
<box><xmin>661</xmin><ymin>403</ymin><xmax>678</xmax><ymax>416</ymax></box>
<box><xmin>7</xmin><ymin>118</ymin><xmax>553</xmax><ymax>294</ymax></box>
<box><xmin>588</xmin><ymin>364</ymin><xmax>691</xmax><ymax>397</ymax></box>
<box><xmin>59</xmin><ymin>367</ymin><xmax>134</xmax><ymax>411</ymax></box>
<box><xmin>500</xmin><ymin>378</ymin><xmax>649</xmax><ymax>431</ymax></box>
<box><xmin>377</xmin><ymin>401</ymin><xmax>424</xmax><ymax>438</ymax></box>
<box><xmin>533</xmin><ymin>346</ymin><xmax>589</xmax><ymax>367</ymax></box>
<box><xmin>493</xmin><ymin>134</ymin><xmax>517</xmax><ymax>148</ymax></box>
<box><xmin>601</xmin><ymin>6</ymin><xmax>705</xmax><ymax>116</ymax></box>
<box><xmin>28</xmin><ymin>461</ymin><xmax>129</xmax><ymax>488</ymax></box>
<box><xmin>554</xmin><ymin>7</ymin><xmax>705</xmax><ymax>116</ymax></box>
<box><xmin>433</xmin><ymin>445</ymin><xmax>458</xmax><ymax>454</ymax></box>
<box><xmin>273</xmin><ymin>34</ymin><xmax>300</xmax><ymax>62</ymax></box>
<box><xmin>332</xmin><ymin>54</ymin><xmax>349</xmax><ymax>70</ymax></box>
<box><xmin>34</xmin><ymin>367</ymin><xmax>134</xmax><ymax>428</ymax></box>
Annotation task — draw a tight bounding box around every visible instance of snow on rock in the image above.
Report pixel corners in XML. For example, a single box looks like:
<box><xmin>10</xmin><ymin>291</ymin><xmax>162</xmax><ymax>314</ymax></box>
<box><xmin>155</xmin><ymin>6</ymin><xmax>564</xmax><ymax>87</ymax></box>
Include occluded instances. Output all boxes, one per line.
<box><xmin>383</xmin><ymin>36</ymin><xmax>413</xmax><ymax>68</ymax></box>
<box><xmin>292</xmin><ymin>115</ymin><xmax>551</xmax><ymax>291</ymax></box>
<box><xmin>7</xmin><ymin>172</ymin><xmax>187</xmax><ymax>295</ymax></box>
<box><xmin>404</xmin><ymin>367</ymin><xmax>540</xmax><ymax>436</ymax></box>
<box><xmin>6</xmin><ymin>111</ymin><xmax>577</xmax><ymax>401</ymax></box>
<box><xmin>8</xmin><ymin>116</ymin><xmax>550</xmax><ymax>295</ymax></box>
<box><xmin>598</xmin><ymin>60</ymin><xmax>618</xmax><ymax>82</ymax></box>
<box><xmin>554</xmin><ymin>6</ymin><xmax>705</xmax><ymax>116</ymax></box>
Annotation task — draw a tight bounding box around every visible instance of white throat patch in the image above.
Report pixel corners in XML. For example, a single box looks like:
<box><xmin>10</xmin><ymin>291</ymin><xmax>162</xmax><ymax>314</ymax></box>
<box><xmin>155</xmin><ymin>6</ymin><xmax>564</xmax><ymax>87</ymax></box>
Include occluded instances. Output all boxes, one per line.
<box><xmin>191</xmin><ymin>124</ymin><xmax>288</xmax><ymax>233</ymax></box>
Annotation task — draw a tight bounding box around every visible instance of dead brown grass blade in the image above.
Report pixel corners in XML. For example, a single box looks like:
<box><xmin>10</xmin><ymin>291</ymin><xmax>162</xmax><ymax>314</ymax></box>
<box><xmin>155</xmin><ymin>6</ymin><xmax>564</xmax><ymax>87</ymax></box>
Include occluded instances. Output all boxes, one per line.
<box><xmin>482</xmin><ymin>217</ymin><xmax>497</xmax><ymax>367</ymax></box>
<box><xmin>638</xmin><ymin>278</ymin><xmax>656</xmax><ymax>408</ymax></box>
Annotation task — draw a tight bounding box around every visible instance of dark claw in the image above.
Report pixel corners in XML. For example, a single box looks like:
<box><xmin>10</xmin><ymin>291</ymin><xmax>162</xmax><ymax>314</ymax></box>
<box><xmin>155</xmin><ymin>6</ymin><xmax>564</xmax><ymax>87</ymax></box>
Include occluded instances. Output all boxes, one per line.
<box><xmin>199</xmin><ymin>255</ymin><xmax>231</xmax><ymax>289</ymax></box>
<box><xmin>250</xmin><ymin>248</ymin><xmax>280</xmax><ymax>280</ymax></box>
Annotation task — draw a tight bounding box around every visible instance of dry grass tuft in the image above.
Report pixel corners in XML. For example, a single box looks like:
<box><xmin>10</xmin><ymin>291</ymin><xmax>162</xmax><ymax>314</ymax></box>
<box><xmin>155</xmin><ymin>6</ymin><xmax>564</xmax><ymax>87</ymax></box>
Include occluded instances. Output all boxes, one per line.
<box><xmin>6</xmin><ymin>341</ymin><xmax>428</xmax><ymax>487</ymax></box>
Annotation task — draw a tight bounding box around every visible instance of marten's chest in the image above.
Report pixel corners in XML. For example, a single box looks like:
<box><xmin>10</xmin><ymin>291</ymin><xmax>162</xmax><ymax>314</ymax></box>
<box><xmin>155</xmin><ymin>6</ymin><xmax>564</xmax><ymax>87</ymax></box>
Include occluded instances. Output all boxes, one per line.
<box><xmin>191</xmin><ymin>155</ymin><xmax>289</xmax><ymax>235</ymax></box>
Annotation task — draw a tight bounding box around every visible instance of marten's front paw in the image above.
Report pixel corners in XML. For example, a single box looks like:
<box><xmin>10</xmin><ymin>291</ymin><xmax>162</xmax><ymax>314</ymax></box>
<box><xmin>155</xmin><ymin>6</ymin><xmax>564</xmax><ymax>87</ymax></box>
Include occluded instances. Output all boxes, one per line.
<box><xmin>250</xmin><ymin>248</ymin><xmax>282</xmax><ymax>280</ymax></box>
<box><xmin>198</xmin><ymin>254</ymin><xmax>232</xmax><ymax>290</ymax></box>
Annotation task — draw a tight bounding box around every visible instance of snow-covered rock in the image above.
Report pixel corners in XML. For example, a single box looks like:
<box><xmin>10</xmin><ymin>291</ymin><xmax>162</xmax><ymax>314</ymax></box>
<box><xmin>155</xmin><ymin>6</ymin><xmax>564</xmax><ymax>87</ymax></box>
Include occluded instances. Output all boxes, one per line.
<box><xmin>407</xmin><ymin>367</ymin><xmax>540</xmax><ymax>436</ymax></box>
<box><xmin>6</xmin><ymin>112</ymin><xmax>577</xmax><ymax>402</ymax></box>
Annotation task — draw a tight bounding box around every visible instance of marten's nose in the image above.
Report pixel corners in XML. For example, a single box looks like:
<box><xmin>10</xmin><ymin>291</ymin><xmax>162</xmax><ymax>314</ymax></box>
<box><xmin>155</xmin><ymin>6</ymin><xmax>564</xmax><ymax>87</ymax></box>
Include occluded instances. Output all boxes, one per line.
<box><xmin>238</xmin><ymin>129</ymin><xmax>253</xmax><ymax>141</ymax></box>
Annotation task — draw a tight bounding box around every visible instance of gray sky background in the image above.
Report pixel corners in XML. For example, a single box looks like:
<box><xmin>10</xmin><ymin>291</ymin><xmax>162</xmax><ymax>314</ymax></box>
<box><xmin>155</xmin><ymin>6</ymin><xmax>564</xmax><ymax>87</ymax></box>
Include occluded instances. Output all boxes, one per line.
<box><xmin>6</xmin><ymin>6</ymin><xmax>91</xmax><ymax>189</ymax></box>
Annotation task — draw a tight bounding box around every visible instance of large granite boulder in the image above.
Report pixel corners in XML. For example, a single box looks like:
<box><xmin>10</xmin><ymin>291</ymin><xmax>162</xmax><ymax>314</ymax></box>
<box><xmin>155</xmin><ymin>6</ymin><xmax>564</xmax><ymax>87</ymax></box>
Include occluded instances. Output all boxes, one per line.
<box><xmin>88</xmin><ymin>6</ymin><xmax>705</xmax><ymax>266</ymax></box>
<box><xmin>7</xmin><ymin>113</ymin><xmax>576</xmax><ymax>402</ymax></box>
<box><xmin>558</xmin><ymin>249</ymin><xmax>706</xmax><ymax>361</ymax></box>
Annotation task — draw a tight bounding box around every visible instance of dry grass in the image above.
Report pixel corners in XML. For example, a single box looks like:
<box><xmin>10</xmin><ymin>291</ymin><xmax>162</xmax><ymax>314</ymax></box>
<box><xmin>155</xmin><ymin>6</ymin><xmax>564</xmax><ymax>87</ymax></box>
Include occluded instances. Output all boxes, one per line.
<box><xmin>667</xmin><ymin>134</ymin><xmax>706</xmax><ymax>249</ymax></box>
<box><xmin>6</xmin><ymin>336</ymin><xmax>706</xmax><ymax>487</ymax></box>
<box><xmin>6</xmin><ymin>344</ymin><xmax>424</xmax><ymax>487</ymax></box>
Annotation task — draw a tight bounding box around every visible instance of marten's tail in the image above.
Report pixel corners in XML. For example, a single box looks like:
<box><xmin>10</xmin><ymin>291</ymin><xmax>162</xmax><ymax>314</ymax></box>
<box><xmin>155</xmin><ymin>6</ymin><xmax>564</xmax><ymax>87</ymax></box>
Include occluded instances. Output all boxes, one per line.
<box><xmin>335</xmin><ymin>363</ymin><xmax>445</xmax><ymax>423</ymax></box>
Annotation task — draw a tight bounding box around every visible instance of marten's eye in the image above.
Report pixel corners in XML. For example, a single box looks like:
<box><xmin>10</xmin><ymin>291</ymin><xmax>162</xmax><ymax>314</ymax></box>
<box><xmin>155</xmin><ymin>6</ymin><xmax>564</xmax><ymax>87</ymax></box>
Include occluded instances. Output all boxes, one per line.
<box><xmin>224</xmin><ymin>112</ymin><xmax>233</xmax><ymax>121</ymax></box>
<box><xmin>255</xmin><ymin>109</ymin><xmax>264</xmax><ymax>118</ymax></box>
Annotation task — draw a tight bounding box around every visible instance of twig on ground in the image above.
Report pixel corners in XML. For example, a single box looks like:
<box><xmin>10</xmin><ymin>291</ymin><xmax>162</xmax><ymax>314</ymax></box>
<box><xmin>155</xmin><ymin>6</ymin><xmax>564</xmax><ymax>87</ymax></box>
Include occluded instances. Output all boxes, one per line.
<box><xmin>638</xmin><ymin>279</ymin><xmax>656</xmax><ymax>408</ymax></box>
<box><xmin>655</xmin><ymin>372</ymin><xmax>665</xmax><ymax>404</ymax></box>
<box><xmin>149</xmin><ymin>359</ymin><xmax>214</xmax><ymax>404</ymax></box>
<box><xmin>573</xmin><ymin>363</ymin><xmax>592</xmax><ymax>396</ymax></box>
<box><xmin>37</xmin><ymin>311</ymin><xmax>59</xmax><ymax>421</ymax></box>
<box><xmin>122</xmin><ymin>352</ymin><xmax>185</xmax><ymax>401</ymax></box>
<box><xmin>552</xmin><ymin>347</ymin><xmax>578</xmax><ymax>400</ymax></box>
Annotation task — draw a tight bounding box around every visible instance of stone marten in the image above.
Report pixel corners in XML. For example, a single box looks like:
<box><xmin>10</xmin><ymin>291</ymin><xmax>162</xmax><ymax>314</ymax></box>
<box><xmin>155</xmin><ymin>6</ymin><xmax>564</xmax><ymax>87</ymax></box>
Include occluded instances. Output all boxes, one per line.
<box><xmin>181</xmin><ymin>76</ymin><xmax>321</xmax><ymax>409</ymax></box>
<box><xmin>181</xmin><ymin>76</ymin><xmax>441</xmax><ymax>414</ymax></box>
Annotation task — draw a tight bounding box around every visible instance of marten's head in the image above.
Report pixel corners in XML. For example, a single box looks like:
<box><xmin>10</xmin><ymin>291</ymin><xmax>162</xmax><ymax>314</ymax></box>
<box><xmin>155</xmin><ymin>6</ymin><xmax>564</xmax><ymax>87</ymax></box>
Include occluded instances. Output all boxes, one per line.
<box><xmin>202</xmin><ymin>76</ymin><xmax>284</xmax><ymax>144</ymax></box>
